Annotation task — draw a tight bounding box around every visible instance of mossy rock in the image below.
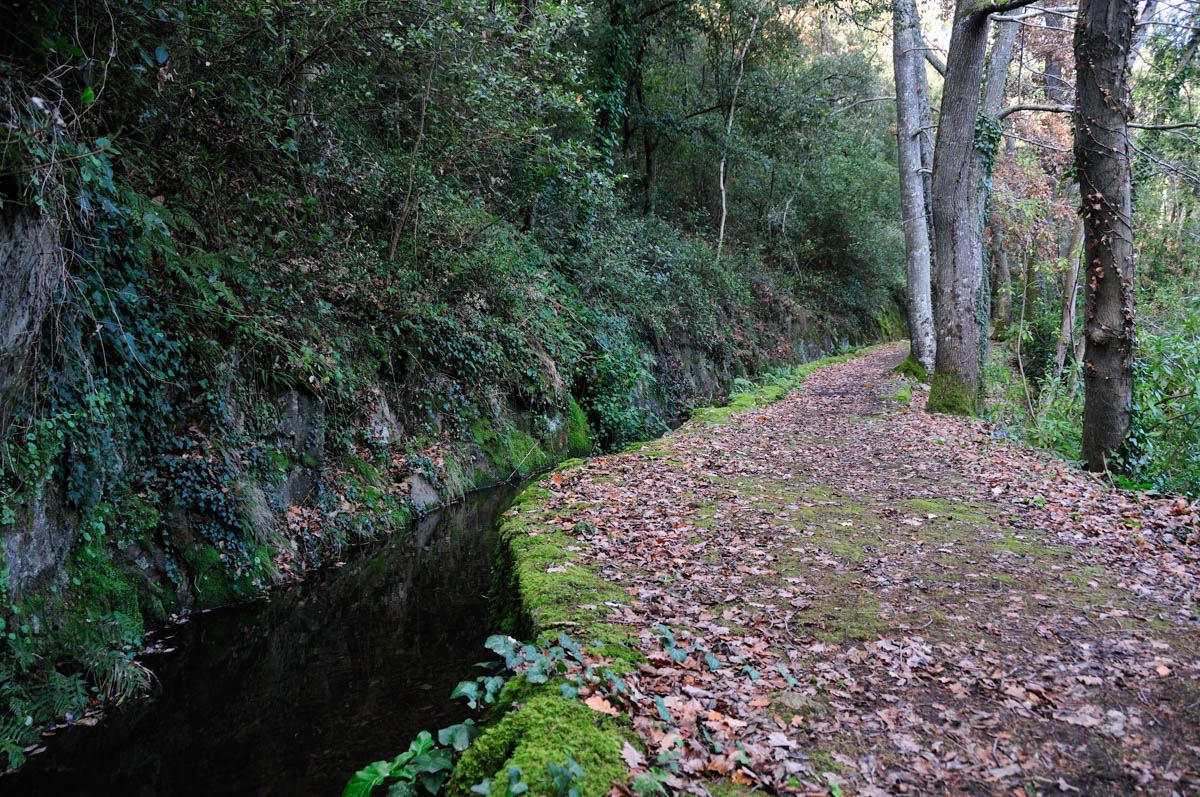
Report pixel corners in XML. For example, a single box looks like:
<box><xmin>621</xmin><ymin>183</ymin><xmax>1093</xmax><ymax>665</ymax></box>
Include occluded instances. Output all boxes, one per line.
<box><xmin>566</xmin><ymin>397</ymin><xmax>593</xmax><ymax>458</ymax></box>
<box><xmin>447</xmin><ymin>693</ymin><xmax>629</xmax><ymax>797</ymax></box>
<box><xmin>472</xmin><ymin>418</ymin><xmax>555</xmax><ymax>478</ymax></box>
<box><xmin>64</xmin><ymin>544</ymin><xmax>142</xmax><ymax>625</ymax></box>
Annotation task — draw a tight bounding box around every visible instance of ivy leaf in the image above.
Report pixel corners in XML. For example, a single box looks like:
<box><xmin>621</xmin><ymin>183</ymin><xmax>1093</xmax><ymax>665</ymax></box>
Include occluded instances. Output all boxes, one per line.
<box><xmin>654</xmin><ymin>695</ymin><xmax>672</xmax><ymax>723</ymax></box>
<box><xmin>438</xmin><ymin>720</ymin><xmax>480</xmax><ymax>752</ymax></box>
<box><xmin>387</xmin><ymin>782</ymin><xmax>416</xmax><ymax>797</ymax></box>
<box><xmin>342</xmin><ymin>761</ymin><xmax>391</xmax><ymax>797</ymax></box>
<box><xmin>450</xmin><ymin>680</ymin><xmax>481</xmax><ymax>708</ymax></box>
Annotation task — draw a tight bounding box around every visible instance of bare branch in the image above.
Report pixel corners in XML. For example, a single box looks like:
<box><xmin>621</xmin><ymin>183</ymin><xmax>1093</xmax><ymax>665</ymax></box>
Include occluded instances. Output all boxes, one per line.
<box><xmin>1130</xmin><ymin>119</ymin><xmax>1200</xmax><ymax>130</ymax></box>
<box><xmin>967</xmin><ymin>0</ymin><xmax>1044</xmax><ymax>20</ymax></box>
<box><xmin>833</xmin><ymin>95</ymin><xmax>895</xmax><ymax>113</ymax></box>
<box><xmin>1005</xmin><ymin>5</ymin><xmax>1077</xmax><ymax>20</ymax></box>
<box><xmin>1007</xmin><ymin>131</ymin><xmax>1073</xmax><ymax>151</ymax></box>
<box><xmin>995</xmin><ymin>102</ymin><xmax>1073</xmax><ymax>120</ymax></box>
<box><xmin>922</xmin><ymin>41</ymin><xmax>947</xmax><ymax>75</ymax></box>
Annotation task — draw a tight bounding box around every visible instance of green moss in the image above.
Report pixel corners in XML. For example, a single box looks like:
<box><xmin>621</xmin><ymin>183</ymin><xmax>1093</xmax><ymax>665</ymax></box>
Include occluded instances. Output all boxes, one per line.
<box><xmin>177</xmin><ymin>542</ymin><xmax>248</xmax><ymax>608</ymax></box>
<box><xmin>65</xmin><ymin>544</ymin><xmax>141</xmax><ymax>626</ymax></box>
<box><xmin>891</xmin><ymin>383</ymin><xmax>912</xmax><ymax>405</ymax></box>
<box><xmin>116</xmin><ymin>494</ymin><xmax>161</xmax><ymax>544</ymax></box>
<box><xmin>448</xmin><ymin>693</ymin><xmax>630</xmax><ymax>797</ymax></box>
<box><xmin>926</xmin><ymin>371</ymin><xmax>981</xmax><ymax>415</ymax></box>
<box><xmin>265</xmin><ymin>449</ymin><xmax>293</xmax><ymax>479</ymax></box>
<box><xmin>566</xmin><ymin>397</ymin><xmax>593</xmax><ymax>458</ymax></box>
<box><xmin>489</xmin><ymin>496</ymin><xmax>627</xmax><ymax>637</ymax></box>
<box><xmin>893</xmin><ymin>353</ymin><xmax>928</xmax><ymax>382</ymax></box>
<box><xmin>899</xmin><ymin>498</ymin><xmax>990</xmax><ymax>523</ymax></box>
<box><xmin>345</xmin><ymin>453</ymin><xmax>382</xmax><ymax>482</ymax></box>
<box><xmin>707</xmin><ymin>778</ymin><xmax>759</xmax><ymax>797</ymax></box>
<box><xmin>473</xmin><ymin>419</ymin><xmax>554</xmax><ymax>479</ymax></box>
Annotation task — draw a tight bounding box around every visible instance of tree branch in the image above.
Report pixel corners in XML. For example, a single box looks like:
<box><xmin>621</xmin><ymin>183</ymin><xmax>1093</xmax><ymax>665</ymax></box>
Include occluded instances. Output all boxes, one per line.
<box><xmin>967</xmin><ymin>0</ymin><xmax>1043</xmax><ymax>19</ymax></box>
<box><xmin>922</xmin><ymin>41</ymin><xmax>947</xmax><ymax>75</ymax></box>
<box><xmin>832</xmin><ymin>95</ymin><xmax>895</xmax><ymax>114</ymax></box>
<box><xmin>995</xmin><ymin>102</ymin><xmax>1073</xmax><ymax>120</ymax></box>
<box><xmin>638</xmin><ymin>0</ymin><xmax>685</xmax><ymax>22</ymax></box>
<box><xmin>1005</xmin><ymin>5</ymin><xmax>1076</xmax><ymax>20</ymax></box>
<box><xmin>1130</xmin><ymin>119</ymin><xmax>1200</xmax><ymax>131</ymax></box>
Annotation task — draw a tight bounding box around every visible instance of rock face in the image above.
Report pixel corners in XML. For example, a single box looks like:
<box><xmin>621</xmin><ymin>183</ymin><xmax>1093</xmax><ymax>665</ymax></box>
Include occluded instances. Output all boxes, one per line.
<box><xmin>273</xmin><ymin>390</ymin><xmax>326</xmax><ymax>506</ymax></box>
<box><xmin>403</xmin><ymin>473</ymin><xmax>441</xmax><ymax>510</ymax></box>
<box><xmin>0</xmin><ymin>208</ymin><xmax>63</xmax><ymax>435</ymax></box>
<box><xmin>3</xmin><ymin>481</ymin><xmax>75</xmax><ymax>600</ymax></box>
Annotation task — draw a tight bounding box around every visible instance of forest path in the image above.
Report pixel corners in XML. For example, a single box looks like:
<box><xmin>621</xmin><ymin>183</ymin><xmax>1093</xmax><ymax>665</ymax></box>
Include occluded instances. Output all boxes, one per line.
<box><xmin>524</xmin><ymin>344</ymin><xmax>1200</xmax><ymax>796</ymax></box>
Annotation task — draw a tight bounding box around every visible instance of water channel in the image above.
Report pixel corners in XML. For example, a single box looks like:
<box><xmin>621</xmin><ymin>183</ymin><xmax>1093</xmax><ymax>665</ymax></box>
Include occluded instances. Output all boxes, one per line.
<box><xmin>2</xmin><ymin>483</ymin><xmax>520</xmax><ymax>796</ymax></box>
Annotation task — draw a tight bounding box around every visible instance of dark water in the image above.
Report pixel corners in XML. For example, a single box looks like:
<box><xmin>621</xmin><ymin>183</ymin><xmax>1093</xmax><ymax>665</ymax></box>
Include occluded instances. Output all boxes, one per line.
<box><xmin>2</xmin><ymin>484</ymin><xmax>519</xmax><ymax>797</ymax></box>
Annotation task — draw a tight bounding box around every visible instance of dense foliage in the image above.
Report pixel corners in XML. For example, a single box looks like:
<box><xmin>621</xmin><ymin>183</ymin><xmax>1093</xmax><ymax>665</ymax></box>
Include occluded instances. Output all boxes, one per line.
<box><xmin>0</xmin><ymin>0</ymin><xmax>904</xmax><ymax>766</ymax></box>
<box><xmin>982</xmin><ymin>13</ymin><xmax>1200</xmax><ymax>498</ymax></box>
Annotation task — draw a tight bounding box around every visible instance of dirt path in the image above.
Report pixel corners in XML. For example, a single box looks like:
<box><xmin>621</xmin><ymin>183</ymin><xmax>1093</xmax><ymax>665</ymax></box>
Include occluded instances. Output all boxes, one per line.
<box><xmin>506</xmin><ymin>344</ymin><xmax>1200</xmax><ymax>796</ymax></box>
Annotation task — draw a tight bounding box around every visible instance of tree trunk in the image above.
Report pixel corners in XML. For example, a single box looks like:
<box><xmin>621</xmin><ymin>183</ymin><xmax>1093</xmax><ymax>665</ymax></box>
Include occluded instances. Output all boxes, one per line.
<box><xmin>893</xmin><ymin>0</ymin><xmax>936</xmax><ymax>374</ymax></box>
<box><xmin>981</xmin><ymin>14</ymin><xmax>1018</xmax><ymax>117</ymax></box>
<box><xmin>715</xmin><ymin>6</ymin><xmax>762</xmax><ymax>266</ymax></box>
<box><xmin>992</xmin><ymin>226</ymin><xmax>1012</xmax><ymax>327</ymax></box>
<box><xmin>927</xmin><ymin>2</ymin><xmax>998</xmax><ymax>414</ymax></box>
<box><xmin>1075</xmin><ymin>0</ymin><xmax>1137</xmax><ymax>471</ymax></box>
<box><xmin>916</xmin><ymin>36</ymin><xmax>936</xmax><ymax>267</ymax></box>
<box><xmin>1052</xmin><ymin>217</ymin><xmax>1084</xmax><ymax>382</ymax></box>
<box><xmin>979</xmin><ymin>15</ymin><xmax>1017</xmax><ymax>338</ymax></box>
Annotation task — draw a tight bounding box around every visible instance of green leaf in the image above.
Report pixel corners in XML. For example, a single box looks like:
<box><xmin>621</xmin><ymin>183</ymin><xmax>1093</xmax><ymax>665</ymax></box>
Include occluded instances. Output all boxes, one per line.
<box><xmin>343</xmin><ymin>760</ymin><xmax>391</xmax><ymax>797</ymax></box>
<box><xmin>155</xmin><ymin>45</ymin><xmax>169</xmax><ymax>64</ymax></box>
<box><xmin>438</xmin><ymin>720</ymin><xmax>479</xmax><ymax>752</ymax></box>
<box><xmin>421</xmin><ymin>770</ymin><xmax>450</xmax><ymax>794</ymax></box>
<box><xmin>450</xmin><ymin>680</ymin><xmax>481</xmax><ymax>708</ymax></box>
<box><xmin>387</xmin><ymin>782</ymin><xmax>416</xmax><ymax>797</ymax></box>
<box><xmin>410</xmin><ymin>748</ymin><xmax>454</xmax><ymax>774</ymax></box>
<box><xmin>81</xmin><ymin>86</ymin><xmax>95</xmax><ymax>105</ymax></box>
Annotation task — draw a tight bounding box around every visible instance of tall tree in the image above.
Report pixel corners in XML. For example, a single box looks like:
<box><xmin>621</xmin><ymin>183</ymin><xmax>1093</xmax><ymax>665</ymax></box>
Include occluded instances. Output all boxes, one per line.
<box><xmin>892</xmin><ymin>0</ymin><xmax>935</xmax><ymax>374</ymax></box>
<box><xmin>1074</xmin><ymin>0</ymin><xmax>1137</xmax><ymax>470</ymax></box>
<box><xmin>927</xmin><ymin>0</ymin><xmax>1032</xmax><ymax>414</ymax></box>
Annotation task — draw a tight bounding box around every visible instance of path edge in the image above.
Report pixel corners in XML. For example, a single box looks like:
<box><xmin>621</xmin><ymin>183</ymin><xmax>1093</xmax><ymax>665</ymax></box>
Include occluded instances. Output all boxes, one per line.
<box><xmin>446</xmin><ymin>348</ymin><xmax>878</xmax><ymax>797</ymax></box>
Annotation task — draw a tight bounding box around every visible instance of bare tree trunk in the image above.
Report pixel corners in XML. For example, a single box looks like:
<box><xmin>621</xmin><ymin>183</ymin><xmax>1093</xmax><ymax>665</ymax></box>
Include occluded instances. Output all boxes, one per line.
<box><xmin>981</xmin><ymin>14</ymin><xmax>1018</xmax><ymax>117</ymax></box>
<box><xmin>893</xmin><ymin>0</ymin><xmax>936</xmax><ymax>374</ymax></box>
<box><xmin>1052</xmin><ymin>217</ymin><xmax>1085</xmax><ymax>382</ymax></box>
<box><xmin>928</xmin><ymin>0</ymin><xmax>1034</xmax><ymax>414</ymax></box>
<box><xmin>715</xmin><ymin>6</ymin><xmax>762</xmax><ymax>266</ymax></box>
<box><xmin>992</xmin><ymin>226</ymin><xmax>1013</xmax><ymax>327</ymax></box>
<box><xmin>916</xmin><ymin>37</ymin><xmax>936</xmax><ymax>266</ymax></box>
<box><xmin>1075</xmin><ymin>0</ymin><xmax>1137</xmax><ymax>471</ymax></box>
<box><xmin>979</xmin><ymin>15</ymin><xmax>1017</xmax><ymax>338</ymax></box>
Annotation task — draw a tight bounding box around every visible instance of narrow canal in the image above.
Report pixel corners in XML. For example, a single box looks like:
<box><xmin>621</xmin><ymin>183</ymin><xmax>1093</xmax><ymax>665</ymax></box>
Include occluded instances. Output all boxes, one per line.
<box><xmin>2</xmin><ymin>484</ymin><xmax>520</xmax><ymax>796</ymax></box>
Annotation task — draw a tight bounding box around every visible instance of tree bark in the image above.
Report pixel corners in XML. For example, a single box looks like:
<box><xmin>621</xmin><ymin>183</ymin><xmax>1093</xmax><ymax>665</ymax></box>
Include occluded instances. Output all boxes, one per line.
<box><xmin>916</xmin><ymin>36</ymin><xmax>936</xmax><ymax>267</ymax></box>
<box><xmin>992</xmin><ymin>225</ymin><xmax>1012</xmax><ymax>327</ymax></box>
<box><xmin>1052</xmin><ymin>216</ymin><xmax>1084</xmax><ymax>382</ymax></box>
<box><xmin>981</xmin><ymin>14</ymin><xmax>1018</xmax><ymax>117</ymax></box>
<box><xmin>928</xmin><ymin>2</ymin><xmax>1008</xmax><ymax>413</ymax></box>
<box><xmin>979</xmin><ymin>15</ymin><xmax>1017</xmax><ymax>337</ymax></box>
<box><xmin>1074</xmin><ymin>0</ymin><xmax>1137</xmax><ymax>471</ymax></box>
<box><xmin>715</xmin><ymin>6</ymin><xmax>762</xmax><ymax>267</ymax></box>
<box><xmin>893</xmin><ymin>0</ymin><xmax>936</xmax><ymax>374</ymax></box>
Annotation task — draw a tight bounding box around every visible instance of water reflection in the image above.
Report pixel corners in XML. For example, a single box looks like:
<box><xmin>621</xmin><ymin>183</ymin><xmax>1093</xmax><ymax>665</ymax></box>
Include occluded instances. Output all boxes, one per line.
<box><xmin>3</xmin><ymin>484</ymin><xmax>518</xmax><ymax>796</ymax></box>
